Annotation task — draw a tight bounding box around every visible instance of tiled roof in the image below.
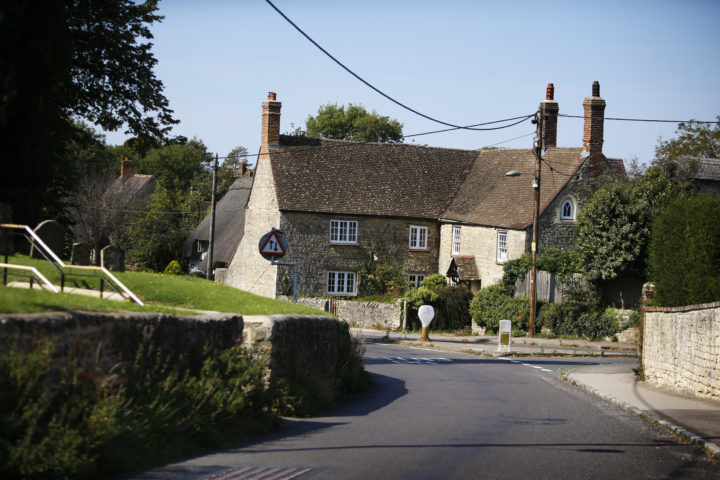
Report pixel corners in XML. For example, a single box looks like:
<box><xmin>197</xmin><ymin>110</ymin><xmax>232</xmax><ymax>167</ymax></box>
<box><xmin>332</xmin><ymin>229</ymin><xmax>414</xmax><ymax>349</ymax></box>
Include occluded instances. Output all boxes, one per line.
<box><xmin>453</xmin><ymin>256</ymin><xmax>480</xmax><ymax>280</ymax></box>
<box><xmin>108</xmin><ymin>174</ymin><xmax>156</xmax><ymax>198</ymax></box>
<box><xmin>182</xmin><ymin>177</ymin><xmax>253</xmax><ymax>266</ymax></box>
<box><xmin>271</xmin><ymin>136</ymin><xmax>477</xmax><ymax>219</ymax></box>
<box><xmin>675</xmin><ymin>156</ymin><xmax>720</xmax><ymax>181</ymax></box>
<box><xmin>442</xmin><ymin>148</ymin><xmax>586</xmax><ymax>228</ymax></box>
<box><xmin>269</xmin><ymin>136</ymin><xmax>624</xmax><ymax>228</ymax></box>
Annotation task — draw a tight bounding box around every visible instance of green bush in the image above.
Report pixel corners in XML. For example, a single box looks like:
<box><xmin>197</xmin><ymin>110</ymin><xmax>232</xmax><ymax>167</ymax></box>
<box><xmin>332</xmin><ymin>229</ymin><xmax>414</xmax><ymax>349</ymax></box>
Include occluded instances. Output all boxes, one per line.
<box><xmin>0</xmin><ymin>338</ymin><xmax>282</xmax><ymax>479</ymax></box>
<box><xmin>421</xmin><ymin>274</ymin><xmax>448</xmax><ymax>290</ymax></box>
<box><xmin>163</xmin><ymin>260</ymin><xmax>183</xmax><ymax>275</ymax></box>
<box><xmin>469</xmin><ymin>284</ymin><xmax>529</xmax><ymax>333</ymax></box>
<box><xmin>404</xmin><ymin>284</ymin><xmax>472</xmax><ymax>331</ymax></box>
<box><xmin>649</xmin><ymin>195</ymin><xmax>720</xmax><ymax>307</ymax></box>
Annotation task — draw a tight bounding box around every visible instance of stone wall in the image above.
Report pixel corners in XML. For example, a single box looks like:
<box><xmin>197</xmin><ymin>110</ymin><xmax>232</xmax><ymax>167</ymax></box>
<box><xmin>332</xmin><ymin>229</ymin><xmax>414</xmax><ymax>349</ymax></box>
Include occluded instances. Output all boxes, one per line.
<box><xmin>243</xmin><ymin>315</ymin><xmax>355</xmax><ymax>382</ymax></box>
<box><xmin>0</xmin><ymin>311</ymin><xmax>352</xmax><ymax>387</ymax></box>
<box><xmin>280</xmin><ymin>296</ymin><xmax>405</xmax><ymax>330</ymax></box>
<box><xmin>0</xmin><ymin>311</ymin><xmax>243</xmax><ymax>375</ymax></box>
<box><xmin>643</xmin><ymin>302</ymin><xmax>720</xmax><ymax>400</ymax></box>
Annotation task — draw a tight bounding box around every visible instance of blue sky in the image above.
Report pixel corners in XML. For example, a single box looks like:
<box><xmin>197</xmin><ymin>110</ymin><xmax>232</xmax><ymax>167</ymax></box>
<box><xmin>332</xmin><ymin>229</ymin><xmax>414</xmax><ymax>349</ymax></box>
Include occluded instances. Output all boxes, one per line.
<box><xmin>104</xmin><ymin>0</ymin><xmax>720</xmax><ymax>166</ymax></box>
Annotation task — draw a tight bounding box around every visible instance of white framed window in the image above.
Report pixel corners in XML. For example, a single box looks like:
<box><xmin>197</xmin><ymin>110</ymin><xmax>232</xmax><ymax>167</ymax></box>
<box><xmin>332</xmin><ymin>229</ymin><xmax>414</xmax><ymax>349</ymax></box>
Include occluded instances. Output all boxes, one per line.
<box><xmin>497</xmin><ymin>230</ymin><xmax>508</xmax><ymax>263</ymax></box>
<box><xmin>452</xmin><ymin>225</ymin><xmax>461</xmax><ymax>255</ymax></box>
<box><xmin>408</xmin><ymin>274</ymin><xmax>426</xmax><ymax>289</ymax></box>
<box><xmin>326</xmin><ymin>271</ymin><xmax>356</xmax><ymax>295</ymax></box>
<box><xmin>409</xmin><ymin>225</ymin><xmax>428</xmax><ymax>250</ymax></box>
<box><xmin>561</xmin><ymin>199</ymin><xmax>575</xmax><ymax>220</ymax></box>
<box><xmin>329</xmin><ymin>220</ymin><xmax>358</xmax><ymax>244</ymax></box>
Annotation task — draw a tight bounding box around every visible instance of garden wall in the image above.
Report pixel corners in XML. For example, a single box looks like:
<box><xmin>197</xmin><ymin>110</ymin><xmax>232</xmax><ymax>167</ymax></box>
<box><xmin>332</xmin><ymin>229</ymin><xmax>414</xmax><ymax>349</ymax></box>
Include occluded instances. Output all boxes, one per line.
<box><xmin>280</xmin><ymin>296</ymin><xmax>405</xmax><ymax>330</ymax></box>
<box><xmin>0</xmin><ymin>311</ymin><xmax>349</xmax><ymax>385</ymax></box>
<box><xmin>643</xmin><ymin>302</ymin><xmax>720</xmax><ymax>400</ymax></box>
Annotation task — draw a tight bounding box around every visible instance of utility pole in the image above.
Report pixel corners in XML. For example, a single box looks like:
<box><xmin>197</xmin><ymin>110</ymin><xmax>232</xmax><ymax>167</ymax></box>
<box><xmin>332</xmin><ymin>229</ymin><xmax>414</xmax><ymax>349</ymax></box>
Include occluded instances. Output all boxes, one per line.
<box><xmin>529</xmin><ymin>111</ymin><xmax>543</xmax><ymax>337</ymax></box>
<box><xmin>206</xmin><ymin>153</ymin><xmax>218</xmax><ymax>280</ymax></box>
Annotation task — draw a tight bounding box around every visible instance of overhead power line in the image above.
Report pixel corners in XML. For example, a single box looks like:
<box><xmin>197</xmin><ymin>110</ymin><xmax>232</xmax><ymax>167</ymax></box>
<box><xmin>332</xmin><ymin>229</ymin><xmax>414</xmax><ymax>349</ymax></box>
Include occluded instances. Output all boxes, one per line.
<box><xmin>558</xmin><ymin>114</ymin><xmax>718</xmax><ymax>124</ymax></box>
<box><xmin>264</xmin><ymin>0</ymin><xmax>529</xmax><ymax>132</ymax></box>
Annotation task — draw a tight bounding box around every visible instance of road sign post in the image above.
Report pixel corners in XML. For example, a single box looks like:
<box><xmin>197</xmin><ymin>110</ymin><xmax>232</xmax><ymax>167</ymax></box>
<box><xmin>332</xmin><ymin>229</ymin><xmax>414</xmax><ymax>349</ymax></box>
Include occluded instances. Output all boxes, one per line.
<box><xmin>258</xmin><ymin>228</ymin><xmax>298</xmax><ymax>302</ymax></box>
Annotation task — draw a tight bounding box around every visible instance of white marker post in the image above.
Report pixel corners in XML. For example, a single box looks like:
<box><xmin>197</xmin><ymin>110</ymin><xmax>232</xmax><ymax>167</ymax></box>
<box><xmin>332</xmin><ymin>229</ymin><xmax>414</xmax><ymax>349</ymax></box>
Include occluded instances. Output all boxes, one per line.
<box><xmin>498</xmin><ymin>319</ymin><xmax>512</xmax><ymax>353</ymax></box>
<box><xmin>418</xmin><ymin>305</ymin><xmax>434</xmax><ymax>342</ymax></box>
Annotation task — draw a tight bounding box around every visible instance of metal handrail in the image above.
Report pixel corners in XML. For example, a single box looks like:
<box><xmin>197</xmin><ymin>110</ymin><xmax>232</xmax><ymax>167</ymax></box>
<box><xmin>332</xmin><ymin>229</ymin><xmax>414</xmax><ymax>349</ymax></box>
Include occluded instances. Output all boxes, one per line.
<box><xmin>1</xmin><ymin>223</ymin><xmax>144</xmax><ymax>306</ymax></box>
<box><xmin>0</xmin><ymin>263</ymin><xmax>59</xmax><ymax>293</ymax></box>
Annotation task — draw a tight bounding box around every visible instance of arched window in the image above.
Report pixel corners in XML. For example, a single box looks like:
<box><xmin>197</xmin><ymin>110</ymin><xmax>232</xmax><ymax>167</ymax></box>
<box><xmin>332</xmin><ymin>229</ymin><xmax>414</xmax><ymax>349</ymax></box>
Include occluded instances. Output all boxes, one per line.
<box><xmin>561</xmin><ymin>199</ymin><xmax>574</xmax><ymax>220</ymax></box>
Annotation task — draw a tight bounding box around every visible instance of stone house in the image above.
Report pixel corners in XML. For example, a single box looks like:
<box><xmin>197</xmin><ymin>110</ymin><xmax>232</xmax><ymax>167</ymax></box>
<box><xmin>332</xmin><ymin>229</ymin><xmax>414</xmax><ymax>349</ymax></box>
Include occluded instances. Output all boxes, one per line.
<box><xmin>224</xmin><ymin>84</ymin><xmax>625</xmax><ymax>298</ymax></box>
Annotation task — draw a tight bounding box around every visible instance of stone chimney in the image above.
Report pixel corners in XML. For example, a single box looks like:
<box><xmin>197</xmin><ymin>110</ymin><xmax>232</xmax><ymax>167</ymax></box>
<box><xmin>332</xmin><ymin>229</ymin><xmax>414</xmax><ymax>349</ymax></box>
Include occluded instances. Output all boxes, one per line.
<box><xmin>233</xmin><ymin>161</ymin><xmax>248</xmax><ymax>178</ymax></box>
<box><xmin>540</xmin><ymin>83</ymin><xmax>559</xmax><ymax>148</ymax></box>
<box><xmin>260</xmin><ymin>92</ymin><xmax>281</xmax><ymax>158</ymax></box>
<box><xmin>121</xmin><ymin>156</ymin><xmax>133</xmax><ymax>180</ymax></box>
<box><xmin>582</xmin><ymin>81</ymin><xmax>605</xmax><ymax>168</ymax></box>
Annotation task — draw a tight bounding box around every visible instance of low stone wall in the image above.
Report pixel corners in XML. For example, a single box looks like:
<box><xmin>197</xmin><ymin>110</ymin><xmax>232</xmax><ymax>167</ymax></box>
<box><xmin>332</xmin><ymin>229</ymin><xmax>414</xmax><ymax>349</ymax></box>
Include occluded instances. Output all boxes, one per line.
<box><xmin>0</xmin><ymin>311</ymin><xmax>350</xmax><ymax>386</ymax></box>
<box><xmin>279</xmin><ymin>296</ymin><xmax>405</xmax><ymax>330</ymax></box>
<box><xmin>643</xmin><ymin>302</ymin><xmax>720</xmax><ymax>400</ymax></box>
<box><xmin>0</xmin><ymin>311</ymin><xmax>244</xmax><ymax>375</ymax></box>
<box><xmin>243</xmin><ymin>315</ymin><xmax>353</xmax><ymax>382</ymax></box>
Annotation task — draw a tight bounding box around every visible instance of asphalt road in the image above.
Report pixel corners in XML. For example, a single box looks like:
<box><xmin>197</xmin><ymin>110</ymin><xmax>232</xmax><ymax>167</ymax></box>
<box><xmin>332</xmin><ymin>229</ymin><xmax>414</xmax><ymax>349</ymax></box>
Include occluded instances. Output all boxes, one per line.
<box><xmin>124</xmin><ymin>343</ymin><xmax>719</xmax><ymax>480</ymax></box>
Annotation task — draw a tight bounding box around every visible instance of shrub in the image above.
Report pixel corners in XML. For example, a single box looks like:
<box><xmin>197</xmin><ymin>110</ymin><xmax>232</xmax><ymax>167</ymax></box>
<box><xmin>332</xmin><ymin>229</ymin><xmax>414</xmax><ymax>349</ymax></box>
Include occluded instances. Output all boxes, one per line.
<box><xmin>0</xmin><ymin>338</ymin><xmax>283</xmax><ymax>479</ymax></box>
<box><xmin>404</xmin><ymin>284</ymin><xmax>472</xmax><ymax>331</ymax></box>
<box><xmin>469</xmin><ymin>284</ymin><xmax>529</xmax><ymax>333</ymax></box>
<box><xmin>421</xmin><ymin>274</ymin><xmax>448</xmax><ymax>290</ymax></box>
<box><xmin>163</xmin><ymin>260</ymin><xmax>183</xmax><ymax>275</ymax></box>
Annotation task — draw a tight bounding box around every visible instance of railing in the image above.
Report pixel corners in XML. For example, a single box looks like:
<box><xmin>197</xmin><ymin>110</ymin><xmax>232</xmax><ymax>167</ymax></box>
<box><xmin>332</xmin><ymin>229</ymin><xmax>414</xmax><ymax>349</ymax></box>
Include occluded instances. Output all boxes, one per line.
<box><xmin>1</xmin><ymin>223</ymin><xmax>143</xmax><ymax>306</ymax></box>
<box><xmin>0</xmin><ymin>263</ymin><xmax>59</xmax><ymax>293</ymax></box>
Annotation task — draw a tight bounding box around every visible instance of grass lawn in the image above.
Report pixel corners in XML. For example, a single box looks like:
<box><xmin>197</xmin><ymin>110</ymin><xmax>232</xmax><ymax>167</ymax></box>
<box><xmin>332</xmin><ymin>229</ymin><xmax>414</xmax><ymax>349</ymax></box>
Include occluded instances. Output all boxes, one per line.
<box><xmin>1</xmin><ymin>255</ymin><xmax>327</xmax><ymax>316</ymax></box>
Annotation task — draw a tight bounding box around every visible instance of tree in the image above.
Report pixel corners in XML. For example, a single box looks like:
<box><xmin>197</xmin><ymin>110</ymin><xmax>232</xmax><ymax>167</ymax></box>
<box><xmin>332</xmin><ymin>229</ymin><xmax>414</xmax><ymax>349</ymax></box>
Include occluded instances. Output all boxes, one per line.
<box><xmin>223</xmin><ymin>146</ymin><xmax>250</xmax><ymax>170</ymax></box>
<box><xmin>0</xmin><ymin>0</ymin><xmax>176</xmax><ymax>225</ymax></box>
<box><xmin>305</xmin><ymin>103</ymin><xmax>403</xmax><ymax>143</ymax></box>
<box><xmin>648</xmin><ymin>195</ymin><xmax>720</xmax><ymax>307</ymax></box>
<box><xmin>573</xmin><ymin>167</ymin><xmax>683</xmax><ymax>283</ymax></box>
<box><xmin>654</xmin><ymin>117</ymin><xmax>720</xmax><ymax>167</ymax></box>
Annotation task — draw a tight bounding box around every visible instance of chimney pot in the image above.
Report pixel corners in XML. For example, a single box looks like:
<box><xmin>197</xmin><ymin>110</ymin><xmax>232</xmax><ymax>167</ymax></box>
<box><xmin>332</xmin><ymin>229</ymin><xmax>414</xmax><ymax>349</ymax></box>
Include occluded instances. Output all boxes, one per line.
<box><xmin>592</xmin><ymin>81</ymin><xmax>600</xmax><ymax>97</ymax></box>
<box><xmin>268</xmin><ymin>92</ymin><xmax>276</xmax><ymax>101</ymax></box>
<box><xmin>546</xmin><ymin>83</ymin><xmax>554</xmax><ymax>101</ymax></box>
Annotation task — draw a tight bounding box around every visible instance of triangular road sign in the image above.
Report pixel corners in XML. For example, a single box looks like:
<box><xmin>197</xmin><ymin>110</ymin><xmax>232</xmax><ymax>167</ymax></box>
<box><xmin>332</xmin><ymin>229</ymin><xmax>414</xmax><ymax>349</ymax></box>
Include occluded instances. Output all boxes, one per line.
<box><xmin>259</xmin><ymin>230</ymin><xmax>286</xmax><ymax>256</ymax></box>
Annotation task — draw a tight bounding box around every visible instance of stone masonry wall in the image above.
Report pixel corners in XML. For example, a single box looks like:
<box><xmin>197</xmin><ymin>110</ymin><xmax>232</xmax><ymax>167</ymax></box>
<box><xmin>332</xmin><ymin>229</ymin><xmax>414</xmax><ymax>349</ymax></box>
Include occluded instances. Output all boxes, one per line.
<box><xmin>243</xmin><ymin>315</ymin><xmax>354</xmax><ymax>382</ymax></box>
<box><xmin>643</xmin><ymin>302</ymin><xmax>720</xmax><ymax>400</ymax></box>
<box><xmin>279</xmin><ymin>212</ymin><xmax>438</xmax><ymax>297</ymax></box>
<box><xmin>0</xmin><ymin>312</ymin><xmax>351</xmax><ymax>388</ymax></box>
<box><xmin>279</xmin><ymin>296</ymin><xmax>404</xmax><ymax>330</ymax></box>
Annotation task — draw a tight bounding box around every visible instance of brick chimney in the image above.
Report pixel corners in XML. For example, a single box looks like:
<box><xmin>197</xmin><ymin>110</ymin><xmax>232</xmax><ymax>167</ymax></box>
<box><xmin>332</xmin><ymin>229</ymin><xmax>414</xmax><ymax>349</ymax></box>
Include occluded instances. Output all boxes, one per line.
<box><xmin>582</xmin><ymin>81</ymin><xmax>605</xmax><ymax>169</ymax></box>
<box><xmin>121</xmin><ymin>156</ymin><xmax>133</xmax><ymax>180</ymax></box>
<box><xmin>540</xmin><ymin>83</ymin><xmax>559</xmax><ymax>148</ymax></box>
<box><xmin>260</xmin><ymin>92</ymin><xmax>281</xmax><ymax>158</ymax></box>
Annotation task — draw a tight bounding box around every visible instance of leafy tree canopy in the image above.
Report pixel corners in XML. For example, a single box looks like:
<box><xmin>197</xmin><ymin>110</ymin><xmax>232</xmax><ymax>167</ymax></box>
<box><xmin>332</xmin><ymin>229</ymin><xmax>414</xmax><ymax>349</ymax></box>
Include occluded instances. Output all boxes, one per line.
<box><xmin>0</xmin><ymin>0</ymin><xmax>176</xmax><ymax>225</ymax></box>
<box><xmin>223</xmin><ymin>146</ymin><xmax>250</xmax><ymax>170</ymax></box>
<box><xmin>574</xmin><ymin>167</ymin><xmax>683</xmax><ymax>283</ymax></box>
<box><xmin>654</xmin><ymin>117</ymin><xmax>720</xmax><ymax>167</ymax></box>
<box><xmin>305</xmin><ymin>103</ymin><xmax>403</xmax><ymax>143</ymax></box>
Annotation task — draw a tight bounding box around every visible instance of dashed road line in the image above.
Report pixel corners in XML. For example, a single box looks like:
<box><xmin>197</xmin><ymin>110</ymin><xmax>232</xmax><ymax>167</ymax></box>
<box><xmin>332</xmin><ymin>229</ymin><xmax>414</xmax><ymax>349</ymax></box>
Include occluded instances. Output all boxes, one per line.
<box><xmin>364</xmin><ymin>356</ymin><xmax>453</xmax><ymax>365</ymax></box>
<box><xmin>498</xmin><ymin>357</ymin><xmax>554</xmax><ymax>374</ymax></box>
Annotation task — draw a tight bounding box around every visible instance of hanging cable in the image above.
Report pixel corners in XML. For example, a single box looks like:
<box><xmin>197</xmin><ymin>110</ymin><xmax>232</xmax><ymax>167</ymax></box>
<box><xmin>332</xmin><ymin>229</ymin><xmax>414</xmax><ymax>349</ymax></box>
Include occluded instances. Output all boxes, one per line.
<box><xmin>265</xmin><ymin>0</ymin><xmax>532</xmax><ymax>131</ymax></box>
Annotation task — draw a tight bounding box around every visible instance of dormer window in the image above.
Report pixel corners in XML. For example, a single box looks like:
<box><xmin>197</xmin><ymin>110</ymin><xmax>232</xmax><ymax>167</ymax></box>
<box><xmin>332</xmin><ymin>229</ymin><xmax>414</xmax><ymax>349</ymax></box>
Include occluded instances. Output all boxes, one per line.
<box><xmin>561</xmin><ymin>199</ymin><xmax>575</xmax><ymax>220</ymax></box>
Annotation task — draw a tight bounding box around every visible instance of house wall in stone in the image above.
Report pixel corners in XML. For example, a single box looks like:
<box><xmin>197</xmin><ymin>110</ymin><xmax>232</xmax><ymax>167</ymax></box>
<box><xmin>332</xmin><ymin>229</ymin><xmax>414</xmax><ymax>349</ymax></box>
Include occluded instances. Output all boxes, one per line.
<box><xmin>643</xmin><ymin>303</ymin><xmax>720</xmax><ymax>401</ymax></box>
<box><xmin>278</xmin><ymin>212</ymin><xmax>439</xmax><ymax>297</ymax></box>
<box><xmin>224</xmin><ymin>153</ymin><xmax>280</xmax><ymax>297</ymax></box>
<box><xmin>537</xmin><ymin>158</ymin><xmax>622</xmax><ymax>250</ymax></box>
<box><xmin>439</xmin><ymin>223</ymin><xmax>526</xmax><ymax>288</ymax></box>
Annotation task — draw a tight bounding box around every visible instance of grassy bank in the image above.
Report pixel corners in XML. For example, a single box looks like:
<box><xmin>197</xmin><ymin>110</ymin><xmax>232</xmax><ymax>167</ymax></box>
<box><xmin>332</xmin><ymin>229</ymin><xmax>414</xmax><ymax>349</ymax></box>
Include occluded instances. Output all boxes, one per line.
<box><xmin>0</xmin><ymin>255</ymin><xmax>325</xmax><ymax>316</ymax></box>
